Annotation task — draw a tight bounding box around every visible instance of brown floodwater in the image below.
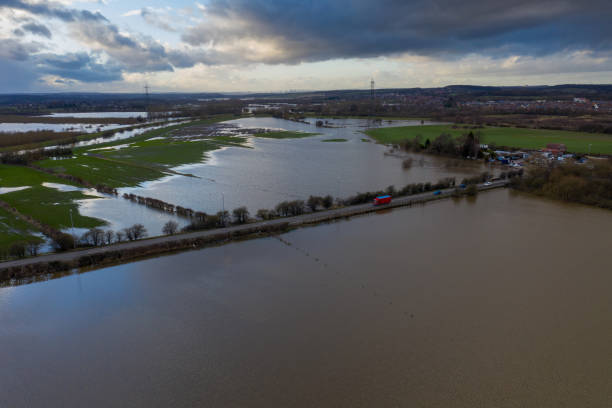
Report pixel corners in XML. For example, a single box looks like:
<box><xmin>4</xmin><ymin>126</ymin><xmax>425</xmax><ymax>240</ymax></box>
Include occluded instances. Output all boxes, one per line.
<box><xmin>1</xmin><ymin>190</ymin><xmax>612</xmax><ymax>407</ymax></box>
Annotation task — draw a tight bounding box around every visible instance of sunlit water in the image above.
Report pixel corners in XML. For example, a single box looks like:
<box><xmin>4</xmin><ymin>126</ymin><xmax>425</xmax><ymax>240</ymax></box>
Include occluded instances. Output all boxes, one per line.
<box><xmin>1</xmin><ymin>190</ymin><xmax>611</xmax><ymax>407</ymax></box>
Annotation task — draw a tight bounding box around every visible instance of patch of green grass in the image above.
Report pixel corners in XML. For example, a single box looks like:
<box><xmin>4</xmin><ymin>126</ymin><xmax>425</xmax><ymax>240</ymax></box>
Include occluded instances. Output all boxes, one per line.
<box><xmin>253</xmin><ymin>130</ymin><xmax>319</xmax><ymax>139</ymax></box>
<box><xmin>0</xmin><ymin>207</ymin><xmax>43</xmax><ymax>250</ymax></box>
<box><xmin>365</xmin><ymin>125</ymin><xmax>612</xmax><ymax>154</ymax></box>
<box><xmin>322</xmin><ymin>138</ymin><xmax>348</xmax><ymax>142</ymax></box>
<box><xmin>0</xmin><ymin>164</ymin><xmax>103</xmax><ymax>241</ymax></box>
<box><xmin>1</xmin><ymin>186</ymin><xmax>104</xmax><ymax>230</ymax></box>
<box><xmin>36</xmin><ymin>155</ymin><xmax>166</xmax><ymax>188</ymax></box>
<box><xmin>361</xmin><ymin>138</ymin><xmax>371</xmax><ymax>142</ymax></box>
<box><xmin>304</xmin><ymin>113</ymin><xmax>430</xmax><ymax>121</ymax></box>
<box><xmin>99</xmin><ymin>134</ymin><xmax>249</xmax><ymax>168</ymax></box>
<box><xmin>35</xmin><ymin>116</ymin><xmax>249</xmax><ymax>188</ymax></box>
<box><xmin>0</xmin><ymin>164</ymin><xmax>79</xmax><ymax>187</ymax></box>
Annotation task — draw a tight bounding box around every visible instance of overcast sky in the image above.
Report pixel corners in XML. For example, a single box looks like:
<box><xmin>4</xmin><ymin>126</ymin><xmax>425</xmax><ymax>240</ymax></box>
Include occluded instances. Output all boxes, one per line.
<box><xmin>0</xmin><ymin>0</ymin><xmax>611</xmax><ymax>92</ymax></box>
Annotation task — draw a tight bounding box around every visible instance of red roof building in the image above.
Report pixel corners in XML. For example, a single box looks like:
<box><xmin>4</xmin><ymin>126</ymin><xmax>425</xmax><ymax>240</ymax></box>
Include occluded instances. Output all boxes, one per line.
<box><xmin>544</xmin><ymin>143</ymin><xmax>567</xmax><ymax>155</ymax></box>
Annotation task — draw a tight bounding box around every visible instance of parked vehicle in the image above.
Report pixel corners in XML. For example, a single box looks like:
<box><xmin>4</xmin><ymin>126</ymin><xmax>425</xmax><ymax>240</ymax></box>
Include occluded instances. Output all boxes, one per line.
<box><xmin>433</xmin><ymin>190</ymin><xmax>442</xmax><ymax>196</ymax></box>
<box><xmin>484</xmin><ymin>181</ymin><xmax>492</xmax><ymax>186</ymax></box>
<box><xmin>373</xmin><ymin>195</ymin><xmax>392</xmax><ymax>205</ymax></box>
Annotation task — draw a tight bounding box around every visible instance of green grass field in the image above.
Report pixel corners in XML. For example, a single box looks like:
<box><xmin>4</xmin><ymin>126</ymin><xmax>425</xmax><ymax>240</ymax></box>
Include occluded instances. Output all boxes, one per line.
<box><xmin>1</xmin><ymin>186</ymin><xmax>104</xmax><ymax>230</ymax></box>
<box><xmin>36</xmin><ymin>155</ymin><xmax>166</xmax><ymax>188</ymax></box>
<box><xmin>0</xmin><ymin>164</ymin><xmax>80</xmax><ymax>187</ymax></box>
<box><xmin>365</xmin><ymin>125</ymin><xmax>612</xmax><ymax>154</ymax></box>
<box><xmin>253</xmin><ymin>131</ymin><xmax>319</xmax><ymax>139</ymax></box>
<box><xmin>36</xmin><ymin>116</ymin><xmax>249</xmax><ymax>188</ymax></box>
<box><xmin>0</xmin><ymin>206</ymin><xmax>44</xmax><ymax>251</ymax></box>
<box><xmin>0</xmin><ymin>164</ymin><xmax>105</xmax><ymax>231</ymax></box>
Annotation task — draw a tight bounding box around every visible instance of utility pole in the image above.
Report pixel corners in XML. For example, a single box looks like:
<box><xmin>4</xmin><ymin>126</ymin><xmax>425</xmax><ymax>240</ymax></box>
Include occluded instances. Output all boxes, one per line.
<box><xmin>69</xmin><ymin>208</ymin><xmax>75</xmax><ymax>248</ymax></box>
<box><xmin>370</xmin><ymin>78</ymin><xmax>375</xmax><ymax>100</ymax></box>
<box><xmin>370</xmin><ymin>78</ymin><xmax>376</xmax><ymax>118</ymax></box>
<box><xmin>144</xmin><ymin>83</ymin><xmax>150</xmax><ymax>120</ymax></box>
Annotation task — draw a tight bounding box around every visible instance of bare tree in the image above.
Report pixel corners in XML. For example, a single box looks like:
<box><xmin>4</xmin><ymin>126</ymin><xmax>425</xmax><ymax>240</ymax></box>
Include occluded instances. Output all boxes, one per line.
<box><xmin>256</xmin><ymin>209</ymin><xmax>271</xmax><ymax>220</ymax></box>
<box><xmin>232</xmin><ymin>207</ymin><xmax>250</xmax><ymax>224</ymax></box>
<box><xmin>9</xmin><ymin>242</ymin><xmax>26</xmax><ymax>258</ymax></box>
<box><xmin>322</xmin><ymin>195</ymin><xmax>333</xmax><ymax>209</ymax></box>
<box><xmin>104</xmin><ymin>230</ymin><xmax>115</xmax><ymax>245</ymax></box>
<box><xmin>88</xmin><ymin>228</ymin><xmax>105</xmax><ymax>246</ymax></box>
<box><xmin>125</xmin><ymin>224</ymin><xmax>147</xmax><ymax>241</ymax></box>
<box><xmin>307</xmin><ymin>196</ymin><xmax>321</xmax><ymax>212</ymax></box>
<box><xmin>26</xmin><ymin>241</ymin><xmax>41</xmax><ymax>256</ymax></box>
<box><xmin>162</xmin><ymin>220</ymin><xmax>179</xmax><ymax>235</ymax></box>
<box><xmin>115</xmin><ymin>231</ymin><xmax>125</xmax><ymax>243</ymax></box>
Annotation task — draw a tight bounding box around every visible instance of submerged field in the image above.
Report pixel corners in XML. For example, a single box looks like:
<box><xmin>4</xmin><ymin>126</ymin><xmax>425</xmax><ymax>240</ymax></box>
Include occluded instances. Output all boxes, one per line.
<box><xmin>0</xmin><ymin>165</ymin><xmax>104</xmax><ymax>229</ymax></box>
<box><xmin>365</xmin><ymin>124</ymin><xmax>612</xmax><ymax>154</ymax></box>
<box><xmin>0</xmin><ymin>164</ymin><xmax>106</xmax><ymax>252</ymax></box>
<box><xmin>254</xmin><ymin>130</ymin><xmax>319</xmax><ymax>139</ymax></box>
<box><xmin>35</xmin><ymin>116</ymin><xmax>249</xmax><ymax>188</ymax></box>
<box><xmin>0</xmin><ymin>206</ymin><xmax>43</xmax><ymax>250</ymax></box>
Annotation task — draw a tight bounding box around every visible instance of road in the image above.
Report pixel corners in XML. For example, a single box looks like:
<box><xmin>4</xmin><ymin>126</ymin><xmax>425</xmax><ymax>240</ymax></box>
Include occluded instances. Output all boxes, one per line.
<box><xmin>0</xmin><ymin>181</ymin><xmax>509</xmax><ymax>270</ymax></box>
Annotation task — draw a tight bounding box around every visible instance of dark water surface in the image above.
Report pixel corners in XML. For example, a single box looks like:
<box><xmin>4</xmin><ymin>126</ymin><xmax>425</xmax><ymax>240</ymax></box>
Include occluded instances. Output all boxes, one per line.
<box><xmin>1</xmin><ymin>190</ymin><xmax>611</xmax><ymax>407</ymax></box>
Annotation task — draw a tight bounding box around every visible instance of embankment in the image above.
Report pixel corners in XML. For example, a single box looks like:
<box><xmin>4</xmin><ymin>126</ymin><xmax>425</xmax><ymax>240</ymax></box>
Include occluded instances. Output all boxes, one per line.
<box><xmin>0</xmin><ymin>181</ymin><xmax>508</xmax><ymax>284</ymax></box>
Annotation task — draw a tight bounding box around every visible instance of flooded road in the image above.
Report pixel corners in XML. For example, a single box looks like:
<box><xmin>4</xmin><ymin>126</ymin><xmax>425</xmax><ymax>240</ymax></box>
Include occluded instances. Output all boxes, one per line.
<box><xmin>2</xmin><ymin>189</ymin><xmax>611</xmax><ymax>407</ymax></box>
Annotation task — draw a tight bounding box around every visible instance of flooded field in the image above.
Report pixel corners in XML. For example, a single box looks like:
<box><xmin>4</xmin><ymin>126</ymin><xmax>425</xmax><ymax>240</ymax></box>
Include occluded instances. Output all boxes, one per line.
<box><xmin>83</xmin><ymin>117</ymin><xmax>484</xmax><ymax>229</ymax></box>
<box><xmin>1</xmin><ymin>189</ymin><xmax>611</xmax><ymax>407</ymax></box>
<box><xmin>0</xmin><ymin>122</ymin><xmax>127</xmax><ymax>133</ymax></box>
<box><xmin>43</xmin><ymin>112</ymin><xmax>148</xmax><ymax>118</ymax></box>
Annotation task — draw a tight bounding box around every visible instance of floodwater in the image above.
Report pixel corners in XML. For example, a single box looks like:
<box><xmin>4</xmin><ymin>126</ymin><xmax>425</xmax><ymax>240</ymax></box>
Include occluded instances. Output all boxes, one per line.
<box><xmin>0</xmin><ymin>122</ymin><xmax>127</xmax><ymax>133</ymax></box>
<box><xmin>1</xmin><ymin>190</ymin><xmax>611</xmax><ymax>407</ymax></box>
<box><xmin>99</xmin><ymin>117</ymin><xmax>484</xmax><ymax>216</ymax></box>
<box><xmin>44</xmin><ymin>112</ymin><xmax>148</xmax><ymax>118</ymax></box>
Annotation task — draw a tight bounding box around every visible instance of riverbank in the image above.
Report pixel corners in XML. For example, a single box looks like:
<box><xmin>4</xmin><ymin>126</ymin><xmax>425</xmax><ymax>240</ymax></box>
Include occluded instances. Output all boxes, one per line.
<box><xmin>0</xmin><ymin>181</ymin><xmax>508</xmax><ymax>284</ymax></box>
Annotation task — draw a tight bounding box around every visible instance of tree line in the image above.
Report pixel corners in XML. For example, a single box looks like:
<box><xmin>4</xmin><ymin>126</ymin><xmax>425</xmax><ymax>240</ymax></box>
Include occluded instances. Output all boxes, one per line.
<box><xmin>511</xmin><ymin>160</ymin><xmax>612</xmax><ymax>209</ymax></box>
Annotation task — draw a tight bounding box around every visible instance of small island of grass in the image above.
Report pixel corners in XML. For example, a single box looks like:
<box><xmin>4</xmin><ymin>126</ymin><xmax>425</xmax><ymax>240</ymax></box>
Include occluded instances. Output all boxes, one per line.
<box><xmin>322</xmin><ymin>138</ymin><xmax>348</xmax><ymax>142</ymax></box>
<box><xmin>254</xmin><ymin>131</ymin><xmax>319</xmax><ymax>139</ymax></box>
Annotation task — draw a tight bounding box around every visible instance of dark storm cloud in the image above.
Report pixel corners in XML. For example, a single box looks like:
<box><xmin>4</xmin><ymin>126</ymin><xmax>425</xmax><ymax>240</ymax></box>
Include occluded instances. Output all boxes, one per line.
<box><xmin>0</xmin><ymin>0</ymin><xmax>106</xmax><ymax>22</ymax></box>
<box><xmin>0</xmin><ymin>38</ymin><xmax>40</xmax><ymax>60</ymax></box>
<box><xmin>34</xmin><ymin>52</ymin><xmax>123</xmax><ymax>82</ymax></box>
<box><xmin>21</xmin><ymin>21</ymin><xmax>52</xmax><ymax>38</ymax></box>
<box><xmin>183</xmin><ymin>0</ymin><xmax>612</xmax><ymax>63</ymax></box>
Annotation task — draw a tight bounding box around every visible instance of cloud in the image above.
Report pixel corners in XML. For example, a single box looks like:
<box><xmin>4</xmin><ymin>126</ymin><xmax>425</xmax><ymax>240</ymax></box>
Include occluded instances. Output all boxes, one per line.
<box><xmin>21</xmin><ymin>21</ymin><xmax>52</xmax><ymax>38</ymax></box>
<box><xmin>0</xmin><ymin>0</ymin><xmax>107</xmax><ymax>22</ymax></box>
<box><xmin>70</xmin><ymin>20</ymin><xmax>176</xmax><ymax>72</ymax></box>
<box><xmin>140</xmin><ymin>7</ymin><xmax>176</xmax><ymax>32</ymax></box>
<box><xmin>34</xmin><ymin>52</ymin><xmax>123</xmax><ymax>82</ymax></box>
<box><xmin>121</xmin><ymin>9</ymin><xmax>140</xmax><ymax>17</ymax></box>
<box><xmin>182</xmin><ymin>0</ymin><xmax>612</xmax><ymax>64</ymax></box>
<box><xmin>0</xmin><ymin>37</ymin><xmax>40</xmax><ymax>60</ymax></box>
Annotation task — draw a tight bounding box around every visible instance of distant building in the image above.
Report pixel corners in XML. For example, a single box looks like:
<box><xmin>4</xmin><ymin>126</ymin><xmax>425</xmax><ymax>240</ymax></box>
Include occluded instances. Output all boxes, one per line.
<box><xmin>544</xmin><ymin>143</ymin><xmax>567</xmax><ymax>155</ymax></box>
<box><xmin>573</xmin><ymin>97</ymin><xmax>588</xmax><ymax>104</ymax></box>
